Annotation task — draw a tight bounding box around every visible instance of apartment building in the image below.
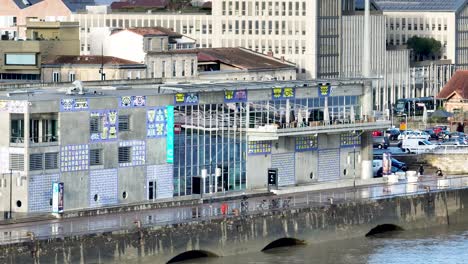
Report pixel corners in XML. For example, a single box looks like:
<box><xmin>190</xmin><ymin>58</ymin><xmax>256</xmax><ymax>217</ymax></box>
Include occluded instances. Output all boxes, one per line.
<box><xmin>68</xmin><ymin>0</ymin><xmax>348</xmax><ymax>79</ymax></box>
<box><xmin>374</xmin><ymin>0</ymin><xmax>468</xmax><ymax>67</ymax></box>
<box><xmin>0</xmin><ymin>20</ymin><xmax>80</xmax><ymax>82</ymax></box>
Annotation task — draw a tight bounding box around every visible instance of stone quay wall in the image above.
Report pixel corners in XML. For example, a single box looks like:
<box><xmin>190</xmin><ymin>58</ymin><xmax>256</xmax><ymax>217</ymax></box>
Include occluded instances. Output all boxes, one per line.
<box><xmin>2</xmin><ymin>188</ymin><xmax>468</xmax><ymax>263</ymax></box>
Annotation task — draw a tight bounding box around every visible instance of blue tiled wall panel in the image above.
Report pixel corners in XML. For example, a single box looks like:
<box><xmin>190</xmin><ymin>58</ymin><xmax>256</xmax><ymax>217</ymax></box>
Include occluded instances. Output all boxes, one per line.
<box><xmin>28</xmin><ymin>174</ymin><xmax>60</xmax><ymax>212</ymax></box>
<box><xmin>89</xmin><ymin>169</ymin><xmax>118</xmax><ymax>208</ymax></box>
<box><xmin>119</xmin><ymin>140</ymin><xmax>146</xmax><ymax>167</ymax></box>
<box><xmin>147</xmin><ymin>164</ymin><xmax>174</xmax><ymax>199</ymax></box>
<box><xmin>61</xmin><ymin>144</ymin><xmax>89</xmax><ymax>172</ymax></box>
<box><xmin>271</xmin><ymin>152</ymin><xmax>295</xmax><ymax>187</ymax></box>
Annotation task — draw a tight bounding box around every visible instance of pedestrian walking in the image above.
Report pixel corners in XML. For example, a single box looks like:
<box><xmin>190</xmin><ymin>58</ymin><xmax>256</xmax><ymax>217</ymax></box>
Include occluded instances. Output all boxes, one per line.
<box><xmin>419</xmin><ymin>165</ymin><xmax>424</xmax><ymax>176</ymax></box>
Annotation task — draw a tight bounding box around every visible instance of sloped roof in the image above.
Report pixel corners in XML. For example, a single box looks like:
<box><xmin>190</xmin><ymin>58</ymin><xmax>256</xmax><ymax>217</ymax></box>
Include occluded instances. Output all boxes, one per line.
<box><xmin>13</xmin><ymin>0</ymin><xmax>97</xmax><ymax>11</ymax></box>
<box><xmin>62</xmin><ymin>0</ymin><xmax>96</xmax><ymax>11</ymax></box>
<box><xmin>437</xmin><ymin>70</ymin><xmax>468</xmax><ymax>99</ymax></box>
<box><xmin>197</xmin><ymin>48</ymin><xmax>295</xmax><ymax>70</ymax></box>
<box><xmin>113</xmin><ymin>27</ymin><xmax>182</xmax><ymax>37</ymax></box>
<box><xmin>43</xmin><ymin>55</ymin><xmax>143</xmax><ymax>66</ymax></box>
<box><xmin>374</xmin><ymin>0</ymin><xmax>466</xmax><ymax>12</ymax></box>
<box><xmin>13</xmin><ymin>0</ymin><xmax>44</xmax><ymax>9</ymax></box>
<box><xmin>110</xmin><ymin>0</ymin><xmax>168</xmax><ymax>9</ymax></box>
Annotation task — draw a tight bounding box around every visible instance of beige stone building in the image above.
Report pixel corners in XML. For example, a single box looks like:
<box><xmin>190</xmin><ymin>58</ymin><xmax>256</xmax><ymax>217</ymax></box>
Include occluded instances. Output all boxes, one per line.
<box><xmin>41</xmin><ymin>55</ymin><xmax>146</xmax><ymax>82</ymax></box>
<box><xmin>0</xmin><ymin>19</ymin><xmax>80</xmax><ymax>82</ymax></box>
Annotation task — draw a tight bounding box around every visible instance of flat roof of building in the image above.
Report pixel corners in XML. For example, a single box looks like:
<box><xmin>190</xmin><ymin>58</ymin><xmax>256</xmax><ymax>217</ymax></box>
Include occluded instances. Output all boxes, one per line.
<box><xmin>197</xmin><ymin>48</ymin><xmax>295</xmax><ymax>70</ymax></box>
<box><xmin>42</xmin><ymin>55</ymin><xmax>145</xmax><ymax>67</ymax></box>
<box><xmin>374</xmin><ymin>0</ymin><xmax>467</xmax><ymax>12</ymax></box>
<box><xmin>0</xmin><ymin>79</ymin><xmax>366</xmax><ymax>102</ymax></box>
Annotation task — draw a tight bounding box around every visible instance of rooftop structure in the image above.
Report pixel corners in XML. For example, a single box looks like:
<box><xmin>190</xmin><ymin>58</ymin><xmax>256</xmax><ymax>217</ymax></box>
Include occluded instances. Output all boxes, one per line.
<box><xmin>437</xmin><ymin>70</ymin><xmax>468</xmax><ymax>112</ymax></box>
<box><xmin>374</xmin><ymin>0</ymin><xmax>466</xmax><ymax>12</ymax></box>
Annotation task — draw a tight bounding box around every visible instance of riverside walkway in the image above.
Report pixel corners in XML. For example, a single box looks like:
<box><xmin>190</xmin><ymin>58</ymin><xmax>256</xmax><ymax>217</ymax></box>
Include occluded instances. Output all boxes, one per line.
<box><xmin>1</xmin><ymin>175</ymin><xmax>467</xmax><ymax>246</ymax></box>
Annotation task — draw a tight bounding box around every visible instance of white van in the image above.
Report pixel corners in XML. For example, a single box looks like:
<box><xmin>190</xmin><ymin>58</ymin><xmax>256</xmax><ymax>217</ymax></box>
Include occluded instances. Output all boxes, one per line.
<box><xmin>402</xmin><ymin>138</ymin><xmax>437</xmax><ymax>154</ymax></box>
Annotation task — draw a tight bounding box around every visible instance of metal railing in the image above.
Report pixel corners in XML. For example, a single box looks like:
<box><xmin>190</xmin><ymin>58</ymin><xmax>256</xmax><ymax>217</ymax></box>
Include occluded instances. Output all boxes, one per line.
<box><xmin>1</xmin><ymin>175</ymin><xmax>467</xmax><ymax>245</ymax></box>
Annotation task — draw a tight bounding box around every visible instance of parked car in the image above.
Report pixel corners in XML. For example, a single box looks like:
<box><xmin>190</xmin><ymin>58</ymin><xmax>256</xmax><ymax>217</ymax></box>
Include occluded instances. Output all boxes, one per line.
<box><xmin>437</xmin><ymin>130</ymin><xmax>450</xmax><ymax>140</ymax></box>
<box><xmin>372</xmin><ymin>130</ymin><xmax>383</xmax><ymax>137</ymax></box>
<box><xmin>386</xmin><ymin>128</ymin><xmax>400</xmax><ymax>140</ymax></box>
<box><xmin>448</xmin><ymin>132</ymin><xmax>465</xmax><ymax>139</ymax></box>
<box><xmin>423</xmin><ymin>129</ymin><xmax>438</xmax><ymax>140</ymax></box>
<box><xmin>373</xmin><ymin>136</ymin><xmax>389</xmax><ymax>149</ymax></box>
<box><xmin>373</xmin><ymin>156</ymin><xmax>408</xmax><ymax>171</ymax></box>
<box><xmin>410</xmin><ymin>131</ymin><xmax>431</xmax><ymax>141</ymax></box>
<box><xmin>433</xmin><ymin>125</ymin><xmax>448</xmax><ymax>135</ymax></box>
<box><xmin>438</xmin><ymin>138</ymin><xmax>465</xmax><ymax>146</ymax></box>
<box><xmin>397</xmin><ymin>130</ymin><xmax>414</xmax><ymax>140</ymax></box>
<box><xmin>401</xmin><ymin>139</ymin><xmax>438</xmax><ymax>154</ymax></box>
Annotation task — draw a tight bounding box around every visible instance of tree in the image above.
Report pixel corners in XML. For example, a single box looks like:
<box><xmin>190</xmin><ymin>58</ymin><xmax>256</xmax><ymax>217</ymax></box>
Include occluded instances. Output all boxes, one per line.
<box><xmin>406</xmin><ymin>36</ymin><xmax>442</xmax><ymax>60</ymax></box>
<box><xmin>168</xmin><ymin>0</ymin><xmax>192</xmax><ymax>10</ymax></box>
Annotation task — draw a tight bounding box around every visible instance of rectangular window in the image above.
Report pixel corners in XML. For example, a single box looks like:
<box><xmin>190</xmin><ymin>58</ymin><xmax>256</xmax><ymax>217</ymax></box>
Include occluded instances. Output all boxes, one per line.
<box><xmin>90</xmin><ymin>149</ymin><xmax>102</xmax><ymax>166</ymax></box>
<box><xmin>9</xmin><ymin>153</ymin><xmax>24</xmax><ymax>171</ymax></box>
<box><xmin>90</xmin><ymin>116</ymin><xmax>101</xmax><ymax>134</ymax></box>
<box><xmin>68</xmin><ymin>72</ymin><xmax>75</xmax><ymax>82</ymax></box>
<box><xmin>52</xmin><ymin>72</ymin><xmax>60</xmax><ymax>83</ymax></box>
<box><xmin>118</xmin><ymin>115</ymin><xmax>130</xmax><ymax>131</ymax></box>
<box><xmin>162</xmin><ymin>61</ymin><xmax>166</xmax><ymax>77</ymax></box>
<box><xmin>44</xmin><ymin>152</ymin><xmax>58</xmax><ymax>169</ymax></box>
<box><xmin>181</xmin><ymin>60</ymin><xmax>185</xmax><ymax>77</ymax></box>
<box><xmin>29</xmin><ymin>153</ymin><xmax>43</xmax><ymax>171</ymax></box>
<box><xmin>5</xmin><ymin>53</ymin><xmax>36</xmax><ymax>65</ymax></box>
<box><xmin>118</xmin><ymin>146</ymin><xmax>131</xmax><ymax>163</ymax></box>
<box><xmin>173</xmin><ymin>61</ymin><xmax>176</xmax><ymax>77</ymax></box>
<box><xmin>191</xmin><ymin>59</ymin><xmax>194</xmax><ymax>76</ymax></box>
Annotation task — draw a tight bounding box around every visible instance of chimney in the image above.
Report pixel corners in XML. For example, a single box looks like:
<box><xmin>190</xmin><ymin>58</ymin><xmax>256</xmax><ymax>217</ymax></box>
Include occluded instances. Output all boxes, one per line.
<box><xmin>267</xmin><ymin>51</ymin><xmax>273</xmax><ymax>57</ymax></box>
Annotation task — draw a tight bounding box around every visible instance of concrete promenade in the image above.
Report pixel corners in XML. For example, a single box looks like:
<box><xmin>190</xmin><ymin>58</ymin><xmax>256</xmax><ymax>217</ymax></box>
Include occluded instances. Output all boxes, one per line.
<box><xmin>1</xmin><ymin>175</ymin><xmax>468</xmax><ymax>263</ymax></box>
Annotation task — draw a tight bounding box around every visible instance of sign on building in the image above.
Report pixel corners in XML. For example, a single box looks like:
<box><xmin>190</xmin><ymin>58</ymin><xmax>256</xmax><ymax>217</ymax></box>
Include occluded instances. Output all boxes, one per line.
<box><xmin>318</xmin><ymin>83</ymin><xmax>332</xmax><ymax>97</ymax></box>
<box><xmin>267</xmin><ymin>168</ymin><xmax>278</xmax><ymax>186</ymax></box>
<box><xmin>272</xmin><ymin>87</ymin><xmax>295</xmax><ymax>100</ymax></box>
<box><xmin>174</xmin><ymin>93</ymin><xmax>199</xmax><ymax>105</ymax></box>
<box><xmin>224</xmin><ymin>89</ymin><xmax>248</xmax><ymax>102</ymax></box>
<box><xmin>166</xmin><ymin>105</ymin><xmax>174</xmax><ymax>163</ymax></box>
<box><xmin>52</xmin><ymin>182</ymin><xmax>64</xmax><ymax>214</ymax></box>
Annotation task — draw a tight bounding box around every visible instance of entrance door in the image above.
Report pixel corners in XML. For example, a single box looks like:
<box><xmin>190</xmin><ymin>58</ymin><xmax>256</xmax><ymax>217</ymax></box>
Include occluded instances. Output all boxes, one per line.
<box><xmin>148</xmin><ymin>181</ymin><xmax>156</xmax><ymax>200</ymax></box>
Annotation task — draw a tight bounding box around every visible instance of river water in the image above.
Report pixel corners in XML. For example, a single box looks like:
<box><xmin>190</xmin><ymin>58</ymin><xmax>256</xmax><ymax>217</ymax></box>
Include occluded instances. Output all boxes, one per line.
<box><xmin>176</xmin><ymin>224</ymin><xmax>468</xmax><ymax>264</ymax></box>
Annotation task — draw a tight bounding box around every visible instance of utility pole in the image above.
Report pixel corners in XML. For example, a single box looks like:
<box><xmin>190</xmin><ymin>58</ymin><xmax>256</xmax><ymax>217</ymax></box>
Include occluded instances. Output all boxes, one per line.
<box><xmin>9</xmin><ymin>169</ymin><xmax>12</xmax><ymax>219</ymax></box>
<box><xmin>99</xmin><ymin>44</ymin><xmax>104</xmax><ymax>81</ymax></box>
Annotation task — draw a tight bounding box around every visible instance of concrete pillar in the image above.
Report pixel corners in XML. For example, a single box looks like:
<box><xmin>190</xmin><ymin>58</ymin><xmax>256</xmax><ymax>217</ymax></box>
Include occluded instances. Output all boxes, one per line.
<box><xmin>361</xmin><ymin>0</ymin><xmax>373</xmax><ymax>181</ymax></box>
<box><xmin>24</xmin><ymin>111</ymin><xmax>30</xmax><ymax>174</ymax></box>
<box><xmin>361</xmin><ymin>80</ymin><xmax>373</xmax><ymax>180</ymax></box>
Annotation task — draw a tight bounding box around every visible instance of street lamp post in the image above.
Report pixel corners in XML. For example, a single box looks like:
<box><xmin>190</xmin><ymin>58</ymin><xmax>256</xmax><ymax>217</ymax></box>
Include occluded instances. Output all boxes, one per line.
<box><xmin>8</xmin><ymin>169</ymin><xmax>12</xmax><ymax>219</ymax></box>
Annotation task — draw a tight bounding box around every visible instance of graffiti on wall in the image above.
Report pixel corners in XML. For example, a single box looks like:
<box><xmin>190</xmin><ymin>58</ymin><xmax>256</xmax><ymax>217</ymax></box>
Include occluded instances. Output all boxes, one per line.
<box><xmin>147</xmin><ymin>107</ymin><xmax>167</xmax><ymax>138</ymax></box>
<box><xmin>60</xmin><ymin>98</ymin><xmax>89</xmax><ymax>112</ymax></box>
<box><xmin>90</xmin><ymin>110</ymin><xmax>118</xmax><ymax>142</ymax></box>
<box><xmin>61</xmin><ymin>144</ymin><xmax>89</xmax><ymax>172</ymax></box>
<box><xmin>119</xmin><ymin>140</ymin><xmax>146</xmax><ymax>167</ymax></box>
<box><xmin>119</xmin><ymin>96</ymin><xmax>146</xmax><ymax>108</ymax></box>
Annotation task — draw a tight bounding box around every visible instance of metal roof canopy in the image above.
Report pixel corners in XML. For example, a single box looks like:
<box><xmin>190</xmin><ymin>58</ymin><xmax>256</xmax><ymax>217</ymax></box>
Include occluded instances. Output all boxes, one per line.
<box><xmin>374</xmin><ymin>0</ymin><xmax>467</xmax><ymax>12</ymax></box>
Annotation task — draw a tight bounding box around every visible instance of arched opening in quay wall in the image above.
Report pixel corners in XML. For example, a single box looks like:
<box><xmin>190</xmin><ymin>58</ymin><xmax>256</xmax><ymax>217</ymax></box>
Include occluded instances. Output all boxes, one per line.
<box><xmin>167</xmin><ymin>250</ymin><xmax>218</xmax><ymax>263</ymax></box>
<box><xmin>262</xmin><ymin>237</ymin><xmax>306</xmax><ymax>251</ymax></box>
<box><xmin>366</xmin><ymin>224</ymin><xmax>404</xmax><ymax>237</ymax></box>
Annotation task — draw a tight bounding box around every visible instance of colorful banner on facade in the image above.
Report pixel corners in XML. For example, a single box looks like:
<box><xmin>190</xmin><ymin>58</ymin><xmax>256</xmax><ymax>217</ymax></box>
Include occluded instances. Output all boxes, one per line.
<box><xmin>224</xmin><ymin>90</ymin><xmax>248</xmax><ymax>103</ymax></box>
<box><xmin>166</xmin><ymin>105</ymin><xmax>174</xmax><ymax>163</ymax></box>
<box><xmin>119</xmin><ymin>96</ymin><xmax>146</xmax><ymax>108</ymax></box>
<box><xmin>382</xmin><ymin>152</ymin><xmax>392</xmax><ymax>176</ymax></box>
<box><xmin>147</xmin><ymin>107</ymin><xmax>168</xmax><ymax>138</ymax></box>
<box><xmin>174</xmin><ymin>93</ymin><xmax>199</xmax><ymax>105</ymax></box>
<box><xmin>318</xmin><ymin>83</ymin><xmax>332</xmax><ymax>97</ymax></box>
<box><xmin>248</xmin><ymin>141</ymin><xmax>272</xmax><ymax>155</ymax></box>
<box><xmin>90</xmin><ymin>110</ymin><xmax>118</xmax><ymax>142</ymax></box>
<box><xmin>60</xmin><ymin>98</ymin><xmax>89</xmax><ymax>112</ymax></box>
<box><xmin>52</xmin><ymin>182</ymin><xmax>64</xmax><ymax>214</ymax></box>
<box><xmin>272</xmin><ymin>87</ymin><xmax>295</xmax><ymax>100</ymax></box>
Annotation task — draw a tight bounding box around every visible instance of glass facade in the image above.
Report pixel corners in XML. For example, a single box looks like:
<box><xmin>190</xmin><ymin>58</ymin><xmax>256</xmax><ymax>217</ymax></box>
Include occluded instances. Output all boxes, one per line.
<box><xmin>173</xmin><ymin>103</ymin><xmax>247</xmax><ymax>196</ymax></box>
<box><xmin>172</xmin><ymin>95</ymin><xmax>361</xmax><ymax>196</ymax></box>
<box><xmin>248</xmin><ymin>95</ymin><xmax>360</xmax><ymax>128</ymax></box>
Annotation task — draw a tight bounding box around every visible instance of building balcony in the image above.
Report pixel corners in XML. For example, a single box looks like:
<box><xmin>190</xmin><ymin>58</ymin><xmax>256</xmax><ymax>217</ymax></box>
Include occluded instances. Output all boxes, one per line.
<box><xmin>247</xmin><ymin>119</ymin><xmax>391</xmax><ymax>141</ymax></box>
<box><xmin>10</xmin><ymin>135</ymin><xmax>59</xmax><ymax>147</ymax></box>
